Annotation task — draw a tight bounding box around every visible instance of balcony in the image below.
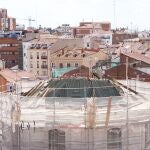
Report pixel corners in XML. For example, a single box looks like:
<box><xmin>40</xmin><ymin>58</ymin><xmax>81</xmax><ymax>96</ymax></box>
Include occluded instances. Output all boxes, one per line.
<box><xmin>41</xmin><ymin>65</ymin><xmax>48</xmax><ymax>69</ymax></box>
<box><xmin>41</xmin><ymin>55</ymin><xmax>47</xmax><ymax>59</ymax></box>
<box><xmin>0</xmin><ymin>46</ymin><xmax>19</xmax><ymax>51</ymax></box>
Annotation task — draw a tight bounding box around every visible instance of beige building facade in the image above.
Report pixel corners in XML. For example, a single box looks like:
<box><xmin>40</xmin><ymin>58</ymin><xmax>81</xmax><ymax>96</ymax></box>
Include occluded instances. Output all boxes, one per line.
<box><xmin>28</xmin><ymin>47</ymin><xmax>108</xmax><ymax>78</ymax></box>
<box><xmin>51</xmin><ymin>48</ymin><xmax>108</xmax><ymax>69</ymax></box>
<box><xmin>27</xmin><ymin>37</ymin><xmax>108</xmax><ymax>78</ymax></box>
<box><xmin>27</xmin><ymin>45</ymin><xmax>50</xmax><ymax>78</ymax></box>
<box><xmin>27</xmin><ymin>34</ymin><xmax>59</xmax><ymax>78</ymax></box>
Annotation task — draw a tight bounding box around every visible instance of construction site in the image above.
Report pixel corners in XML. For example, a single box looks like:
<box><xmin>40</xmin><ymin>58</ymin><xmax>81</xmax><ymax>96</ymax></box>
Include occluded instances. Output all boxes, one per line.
<box><xmin>0</xmin><ymin>77</ymin><xmax>150</xmax><ymax>150</ymax></box>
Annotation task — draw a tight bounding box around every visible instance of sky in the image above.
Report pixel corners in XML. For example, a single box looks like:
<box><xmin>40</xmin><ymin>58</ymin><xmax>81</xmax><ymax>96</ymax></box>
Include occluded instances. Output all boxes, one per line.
<box><xmin>0</xmin><ymin>0</ymin><xmax>150</xmax><ymax>30</ymax></box>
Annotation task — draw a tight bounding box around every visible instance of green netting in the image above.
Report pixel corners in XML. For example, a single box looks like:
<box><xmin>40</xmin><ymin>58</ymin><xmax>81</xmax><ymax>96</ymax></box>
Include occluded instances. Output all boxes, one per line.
<box><xmin>52</xmin><ymin>67</ymin><xmax>76</xmax><ymax>78</ymax></box>
<box><xmin>47</xmin><ymin>79</ymin><xmax>121</xmax><ymax>97</ymax></box>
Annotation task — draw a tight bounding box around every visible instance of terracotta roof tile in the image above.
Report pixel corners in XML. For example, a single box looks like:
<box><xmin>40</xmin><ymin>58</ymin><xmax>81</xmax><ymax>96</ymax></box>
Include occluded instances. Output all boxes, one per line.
<box><xmin>122</xmin><ymin>52</ymin><xmax>150</xmax><ymax>65</ymax></box>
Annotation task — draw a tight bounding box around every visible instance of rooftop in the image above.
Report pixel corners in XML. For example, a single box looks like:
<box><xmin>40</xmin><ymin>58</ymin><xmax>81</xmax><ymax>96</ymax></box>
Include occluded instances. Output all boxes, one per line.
<box><xmin>24</xmin><ymin>78</ymin><xmax>122</xmax><ymax>97</ymax></box>
<box><xmin>0</xmin><ymin>69</ymin><xmax>35</xmax><ymax>82</ymax></box>
<box><xmin>122</xmin><ymin>52</ymin><xmax>150</xmax><ymax>65</ymax></box>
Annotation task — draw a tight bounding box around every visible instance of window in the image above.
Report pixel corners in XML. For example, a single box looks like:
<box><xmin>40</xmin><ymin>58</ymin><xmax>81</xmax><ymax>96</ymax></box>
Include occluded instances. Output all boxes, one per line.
<box><xmin>37</xmin><ymin>52</ymin><xmax>39</xmax><ymax>59</ymax></box>
<box><xmin>67</xmin><ymin>63</ymin><xmax>71</xmax><ymax>68</ymax></box>
<box><xmin>59</xmin><ymin>63</ymin><xmax>63</xmax><ymax>68</ymax></box>
<box><xmin>145</xmin><ymin>122</ymin><xmax>150</xmax><ymax>149</ymax></box>
<box><xmin>42</xmin><ymin>52</ymin><xmax>46</xmax><ymax>56</ymax></box>
<box><xmin>37</xmin><ymin>61</ymin><xmax>39</xmax><ymax>68</ymax></box>
<box><xmin>49</xmin><ymin>129</ymin><xmax>65</xmax><ymax>150</ymax></box>
<box><xmin>75</xmin><ymin>63</ymin><xmax>78</xmax><ymax>67</ymax></box>
<box><xmin>133</xmin><ymin>63</ymin><xmax>136</xmax><ymax>68</ymax></box>
<box><xmin>12</xmin><ymin>60</ymin><xmax>15</xmax><ymax>64</ymax></box>
<box><xmin>96</xmin><ymin>62</ymin><xmax>99</xmax><ymax>67</ymax></box>
<box><xmin>107</xmin><ymin>128</ymin><xmax>122</xmax><ymax>150</ymax></box>
<box><xmin>37</xmin><ymin>71</ymin><xmax>39</xmax><ymax>75</ymax></box>
<box><xmin>41</xmin><ymin>52</ymin><xmax>47</xmax><ymax>59</ymax></box>
<box><xmin>42</xmin><ymin>61</ymin><xmax>46</xmax><ymax>65</ymax></box>
<box><xmin>87</xmin><ymin>43</ymin><xmax>90</xmax><ymax>47</ymax></box>
<box><xmin>30</xmin><ymin>62</ymin><xmax>33</xmax><ymax>68</ymax></box>
<box><xmin>30</xmin><ymin>53</ymin><xmax>33</xmax><ymax>59</ymax></box>
<box><xmin>82</xmin><ymin>54</ymin><xmax>86</xmax><ymax>57</ymax></box>
<box><xmin>52</xmin><ymin>63</ymin><xmax>55</xmax><ymax>68</ymax></box>
<box><xmin>42</xmin><ymin>70</ymin><xmax>47</xmax><ymax>76</ymax></box>
<box><xmin>57</xmin><ymin>54</ymin><xmax>61</xmax><ymax>57</ymax></box>
<box><xmin>65</xmin><ymin>54</ymin><xmax>69</xmax><ymax>57</ymax></box>
<box><xmin>73</xmin><ymin>54</ymin><xmax>78</xmax><ymax>57</ymax></box>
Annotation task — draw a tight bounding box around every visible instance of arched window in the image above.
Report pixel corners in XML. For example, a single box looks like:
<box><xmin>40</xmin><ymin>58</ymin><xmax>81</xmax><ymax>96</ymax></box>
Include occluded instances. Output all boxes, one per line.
<box><xmin>67</xmin><ymin>63</ymin><xmax>71</xmax><ymax>68</ymax></box>
<box><xmin>49</xmin><ymin>129</ymin><xmax>65</xmax><ymax>150</ymax></box>
<box><xmin>59</xmin><ymin>63</ymin><xmax>63</xmax><ymax>68</ymax></box>
<box><xmin>145</xmin><ymin>121</ymin><xmax>150</xmax><ymax>149</ymax></box>
<box><xmin>107</xmin><ymin>128</ymin><xmax>122</xmax><ymax>150</ymax></box>
<box><xmin>75</xmin><ymin>63</ymin><xmax>78</xmax><ymax>67</ymax></box>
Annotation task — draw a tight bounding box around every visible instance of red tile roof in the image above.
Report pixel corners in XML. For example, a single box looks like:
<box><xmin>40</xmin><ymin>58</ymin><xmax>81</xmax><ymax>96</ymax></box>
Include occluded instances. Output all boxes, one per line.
<box><xmin>0</xmin><ymin>69</ymin><xmax>35</xmax><ymax>82</ymax></box>
<box><xmin>122</xmin><ymin>52</ymin><xmax>150</xmax><ymax>65</ymax></box>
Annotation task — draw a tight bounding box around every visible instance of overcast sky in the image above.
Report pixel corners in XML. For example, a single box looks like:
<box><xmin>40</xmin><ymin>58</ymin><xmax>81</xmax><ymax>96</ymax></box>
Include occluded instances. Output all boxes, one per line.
<box><xmin>0</xmin><ymin>0</ymin><xmax>150</xmax><ymax>30</ymax></box>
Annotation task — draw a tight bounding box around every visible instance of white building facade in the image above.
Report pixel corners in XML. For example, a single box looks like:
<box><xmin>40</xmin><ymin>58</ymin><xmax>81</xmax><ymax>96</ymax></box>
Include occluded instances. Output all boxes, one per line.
<box><xmin>84</xmin><ymin>32</ymin><xmax>112</xmax><ymax>49</ymax></box>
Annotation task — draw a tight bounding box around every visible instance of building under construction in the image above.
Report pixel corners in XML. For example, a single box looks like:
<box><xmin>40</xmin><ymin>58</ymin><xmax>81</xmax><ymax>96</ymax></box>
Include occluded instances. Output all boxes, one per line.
<box><xmin>0</xmin><ymin>78</ymin><xmax>150</xmax><ymax>150</ymax></box>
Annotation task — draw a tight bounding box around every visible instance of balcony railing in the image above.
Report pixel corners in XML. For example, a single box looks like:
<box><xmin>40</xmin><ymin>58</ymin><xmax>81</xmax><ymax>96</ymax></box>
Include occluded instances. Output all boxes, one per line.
<box><xmin>41</xmin><ymin>56</ymin><xmax>47</xmax><ymax>59</ymax></box>
<box><xmin>41</xmin><ymin>65</ymin><xmax>48</xmax><ymax>68</ymax></box>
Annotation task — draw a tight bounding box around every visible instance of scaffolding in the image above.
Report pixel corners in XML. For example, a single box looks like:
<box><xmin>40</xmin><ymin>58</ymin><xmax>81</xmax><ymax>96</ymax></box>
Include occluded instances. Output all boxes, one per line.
<box><xmin>0</xmin><ymin>90</ymin><xmax>150</xmax><ymax>150</ymax></box>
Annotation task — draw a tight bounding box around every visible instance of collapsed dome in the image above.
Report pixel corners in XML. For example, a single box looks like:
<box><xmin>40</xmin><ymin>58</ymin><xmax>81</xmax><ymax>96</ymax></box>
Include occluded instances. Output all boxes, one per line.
<box><xmin>24</xmin><ymin>78</ymin><xmax>123</xmax><ymax>97</ymax></box>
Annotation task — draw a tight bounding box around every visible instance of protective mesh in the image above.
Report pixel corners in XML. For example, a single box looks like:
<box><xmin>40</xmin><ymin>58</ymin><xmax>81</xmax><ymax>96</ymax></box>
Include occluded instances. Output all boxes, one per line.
<box><xmin>0</xmin><ymin>92</ymin><xmax>150</xmax><ymax>150</ymax></box>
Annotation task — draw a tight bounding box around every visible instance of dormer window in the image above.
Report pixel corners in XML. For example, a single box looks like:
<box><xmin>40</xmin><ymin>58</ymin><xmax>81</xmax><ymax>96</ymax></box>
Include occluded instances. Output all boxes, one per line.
<box><xmin>57</xmin><ymin>54</ymin><xmax>61</xmax><ymax>57</ymax></box>
<box><xmin>82</xmin><ymin>54</ymin><xmax>86</xmax><ymax>57</ymax></box>
<box><xmin>67</xmin><ymin>63</ymin><xmax>71</xmax><ymax>67</ymax></box>
<box><xmin>73</xmin><ymin>54</ymin><xmax>77</xmax><ymax>57</ymax></box>
<box><xmin>65</xmin><ymin>54</ymin><xmax>69</xmax><ymax>57</ymax></box>
<box><xmin>87</xmin><ymin>43</ymin><xmax>90</xmax><ymax>47</ymax></box>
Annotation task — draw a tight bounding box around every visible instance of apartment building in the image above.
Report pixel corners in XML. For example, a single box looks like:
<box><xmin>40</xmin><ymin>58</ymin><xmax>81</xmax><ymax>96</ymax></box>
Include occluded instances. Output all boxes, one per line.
<box><xmin>27</xmin><ymin>37</ymin><xmax>108</xmax><ymax>78</ymax></box>
<box><xmin>51</xmin><ymin>47</ymin><xmax>108</xmax><ymax>77</ymax></box>
<box><xmin>55</xmin><ymin>24</ymin><xmax>72</xmax><ymax>35</ymax></box>
<box><xmin>27</xmin><ymin>43</ymin><xmax>50</xmax><ymax>78</ymax></box>
<box><xmin>83</xmin><ymin>31</ymin><xmax>113</xmax><ymax>49</ymax></box>
<box><xmin>0</xmin><ymin>37</ymin><xmax>21</xmax><ymax>68</ymax></box>
<box><xmin>27</xmin><ymin>38</ymin><xmax>98</xmax><ymax>78</ymax></box>
<box><xmin>72</xmin><ymin>21</ymin><xmax>111</xmax><ymax>38</ymax></box>
<box><xmin>26</xmin><ymin>33</ymin><xmax>59</xmax><ymax>77</ymax></box>
<box><xmin>0</xmin><ymin>8</ymin><xmax>7</xmax><ymax>18</ymax></box>
<box><xmin>112</xmin><ymin>30</ymin><xmax>138</xmax><ymax>44</ymax></box>
<box><xmin>0</xmin><ymin>8</ymin><xmax>16</xmax><ymax>31</ymax></box>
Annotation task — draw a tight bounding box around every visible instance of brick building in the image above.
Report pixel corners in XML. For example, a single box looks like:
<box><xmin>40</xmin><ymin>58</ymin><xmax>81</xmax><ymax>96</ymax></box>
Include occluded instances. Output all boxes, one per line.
<box><xmin>0</xmin><ymin>8</ymin><xmax>16</xmax><ymax>31</ymax></box>
<box><xmin>120</xmin><ymin>52</ymin><xmax>150</xmax><ymax>67</ymax></box>
<box><xmin>104</xmin><ymin>64</ymin><xmax>150</xmax><ymax>81</ymax></box>
<box><xmin>0</xmin><ymin>8</ymin><xmax>7</xmax><ymax>18</ymax></box>
<box><xmin>72</xmin><ymin>22</ymin><xmax>111</xmax><ymax>38</ymax></box>
<box><xmin>112</xmin><ymin>31</ymin><xmax>138</xmax><ymax>44</ymax></box>
<box><xmin>0</xmin><ymin>37</ymin><xmax>21</xmax><ymax>68</ymax></box>
<box><xmin>104</xmin><ymin>52</ymin><xmax>150</xmax><ymax>81</ymax></box>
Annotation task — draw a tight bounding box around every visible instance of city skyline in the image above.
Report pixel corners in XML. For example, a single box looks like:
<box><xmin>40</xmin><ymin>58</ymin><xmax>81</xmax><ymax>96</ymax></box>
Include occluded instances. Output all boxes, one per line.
<box><xmin>0</xmin><ymin>0</ymin><xmax>150</xmax><ymax>30</ymax></box>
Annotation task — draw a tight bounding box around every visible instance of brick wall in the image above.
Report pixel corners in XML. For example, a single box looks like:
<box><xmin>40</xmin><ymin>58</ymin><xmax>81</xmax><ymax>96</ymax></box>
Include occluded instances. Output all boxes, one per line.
<box><xmin>0</xmin><ymin>38</ymin><xmax>20</xmax><ymax>68</ymax></box>
<box><xmin>120</xmin><ymin>53</ymin><xmax>150</xmax><ymax>67</ymax></box>
<box><xmin>104</xmin><ymin>64</ymin><xmax>150</xmax><ymax>81</ymax></box>
<box><xmin>0</xmin><ymin>74</ymin><xmax>7</xmax><ymax>92</ymax></box>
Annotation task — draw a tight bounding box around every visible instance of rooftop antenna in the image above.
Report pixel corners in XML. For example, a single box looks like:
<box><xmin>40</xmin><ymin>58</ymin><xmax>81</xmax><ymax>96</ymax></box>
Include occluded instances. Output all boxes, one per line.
<box><xmin>35</xmin><ymin>1</ymin><xmax>38</xmax><ymax>28</ymax></box>
<box><xmin>28</xmin><ymin>16</ymin><xmax>35</xmax><ymax>28</ymax></box>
